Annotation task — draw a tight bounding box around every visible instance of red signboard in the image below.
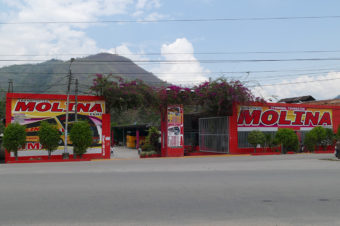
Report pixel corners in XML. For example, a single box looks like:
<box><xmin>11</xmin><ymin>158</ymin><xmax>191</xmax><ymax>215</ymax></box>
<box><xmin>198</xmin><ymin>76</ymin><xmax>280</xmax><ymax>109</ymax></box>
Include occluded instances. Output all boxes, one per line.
<box><xmin>5</xmin><ymin>93</ymin><xmax>110</xmax><ymax>162</ymax></box>
<box><xmin>167</xmin><ymin>106</ymin><xmax>184</xmax><ymax>147</ymax></box>
<box><xmin>160</xmin><ymin>105</ymin><xmax>184</xmax><ymax>157</ymax></box>
<box><xmin>237</xmin><ymin>105</ymin><xmax>332</xmax><ymax>130</ymax></box>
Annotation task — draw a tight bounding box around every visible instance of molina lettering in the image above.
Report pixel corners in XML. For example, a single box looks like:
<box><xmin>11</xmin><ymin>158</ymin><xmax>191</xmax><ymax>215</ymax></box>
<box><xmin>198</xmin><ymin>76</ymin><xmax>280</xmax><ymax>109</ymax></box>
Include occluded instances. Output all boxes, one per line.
<box><xmin>292</xmin><ymin>111</ymin><xmax>305</xmax><ymax>125</ymax></box>
<box><xmin>305</xmin><ymin>112</ymin><xmax>320</xmax><ymax>126</ymax></box>
<box><xmin>15</xmin><ymin>101</ymin><xmax>36</xmax><ymax>112</ymax></box>
<box><xmin>261</xmin><ymin>110</ymin><xmax>279</xmax><ymax>125</ymax></box>
<box><xmin>14</xmin><ymin>101</ymin><xmax>103</xmax><ymax>113</ymax></box>
<box><xmin>237</xmin><ymin>109</ymin><xmax>261</xmax><ymax>125</ymax></box>
<box><xmin>318</xmin><ymin>112</ymin><xmax>331</xmax><ymax>125</ymax></box>
<box><xmin>238</xmin><ymin>107</ymin><xmax>332</xmax><ymax>127</ymax></box>
<box><xmin>278</xmin><ymin>111</ymin><xmax>291</xmax><ymax>125</ymax></box>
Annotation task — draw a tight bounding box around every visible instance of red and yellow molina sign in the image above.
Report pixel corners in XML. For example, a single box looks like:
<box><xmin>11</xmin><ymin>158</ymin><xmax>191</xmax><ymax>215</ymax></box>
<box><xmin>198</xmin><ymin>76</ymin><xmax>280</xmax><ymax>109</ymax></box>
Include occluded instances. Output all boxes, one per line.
<box><xmin>237</xmin><ymin>106</ymin><xmax>332</xmax><ymax>129</ymax></box>
<box><xmin>10</xmin><ymin>98</ymin><xmax>105</xmax><ymax>150</ymax></box>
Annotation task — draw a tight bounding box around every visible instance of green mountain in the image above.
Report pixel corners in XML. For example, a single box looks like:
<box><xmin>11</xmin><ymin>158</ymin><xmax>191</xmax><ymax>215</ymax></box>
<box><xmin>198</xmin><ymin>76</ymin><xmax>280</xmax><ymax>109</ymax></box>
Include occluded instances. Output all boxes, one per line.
<box><xmin>0</xmin><ymin>53</ymin><xmax>165</xmax><ymax>95</ymax></box>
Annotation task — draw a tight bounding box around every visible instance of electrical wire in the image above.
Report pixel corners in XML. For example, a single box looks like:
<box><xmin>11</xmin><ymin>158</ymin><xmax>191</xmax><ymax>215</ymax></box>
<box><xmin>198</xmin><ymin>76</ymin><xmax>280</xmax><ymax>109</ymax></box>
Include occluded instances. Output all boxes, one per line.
<box><xmin>249</xmin><ymin>76</ymin><xmax>340</xmax><ymax>88</ymax></box>
<box><xmin>3</xmin><ymin>50</ymin><xmax>340</xmax><ymax>57</ymax></box>
<box><xmin>3</xmin><ymin>57</ymin><xmax>340</xmax><ymax>64</ymax></box>
<box><xmin>1</xmin><ymin>66</ymin><xmax>340</xmax><ymax>75</ymax></box>
<box><xmin>2</xmin><ymin>15</ymin><xmax>340</xmax><ymax>25</ymax></box>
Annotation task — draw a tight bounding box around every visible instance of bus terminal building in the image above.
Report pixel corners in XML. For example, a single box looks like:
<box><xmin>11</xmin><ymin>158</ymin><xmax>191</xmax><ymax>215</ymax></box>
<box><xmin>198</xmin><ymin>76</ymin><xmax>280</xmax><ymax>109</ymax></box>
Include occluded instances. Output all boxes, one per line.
<box><xmin>180</xmin><ymin>101</ymin><xmax>340</xmax><ymax>156</ymax></box>
<box><xmin>4</xmin><ymin>92</ymin><xmax>340</xmax><ymax>161</ymax></box>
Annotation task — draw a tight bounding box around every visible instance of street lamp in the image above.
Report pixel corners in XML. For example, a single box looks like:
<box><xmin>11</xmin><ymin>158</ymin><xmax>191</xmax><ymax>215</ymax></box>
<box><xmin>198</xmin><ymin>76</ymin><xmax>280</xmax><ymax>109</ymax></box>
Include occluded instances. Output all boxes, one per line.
<box><xmin>62</xmin><ymin>58</ymin><xmax>75</xmax><ymax>159</ymax></box>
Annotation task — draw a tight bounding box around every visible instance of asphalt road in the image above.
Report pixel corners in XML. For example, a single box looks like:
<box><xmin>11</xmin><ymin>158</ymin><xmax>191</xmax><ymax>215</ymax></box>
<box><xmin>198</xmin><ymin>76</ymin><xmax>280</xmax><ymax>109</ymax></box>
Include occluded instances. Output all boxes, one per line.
<box><xmin>0</xmin><ymin>154</ymin><xmax>339</xmax><ymax>226</ymax></box>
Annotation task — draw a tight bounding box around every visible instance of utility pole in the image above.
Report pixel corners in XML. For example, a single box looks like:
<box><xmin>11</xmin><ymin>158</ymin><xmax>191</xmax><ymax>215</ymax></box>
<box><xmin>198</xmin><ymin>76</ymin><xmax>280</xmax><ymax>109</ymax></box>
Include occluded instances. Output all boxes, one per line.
<box><xmin>63</xmin><ymin>58</ymin><xmax>75</xmax><ymax>159</ymax></box>
<box><xmin>74</xmin><ymin>78</ymin><xmax>78</xmax><ymax>122</ymax></box>
<box><xmin>8</xmin><ymin>79</ymin><xmax>13</xmax><ymax>93</ymax></box>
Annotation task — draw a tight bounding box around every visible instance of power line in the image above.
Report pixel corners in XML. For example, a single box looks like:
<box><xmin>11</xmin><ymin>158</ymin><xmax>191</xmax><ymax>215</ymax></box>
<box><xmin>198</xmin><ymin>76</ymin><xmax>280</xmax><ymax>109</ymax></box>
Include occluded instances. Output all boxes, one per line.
<box><xmin>3</xmin><ymin>57</ymin><xmax>340</xmax><ymax>64</ymax></box>
<box><xmin>2</xmin><ymin>77</ymin><xmax>340</xmax><ymax>93</ymax></box>
<box><xmin>249</xmin><ymin>76</ymin><xmax>340</xmax><ymax>88</ymax></box>
<box><xmin>3</xmin><ymin>50</ymin><xmax>340</xmax><ymax>57</ymax></box>
<box><xmin>1</xmin><ymin>66</ymin><xmax>340</xmax><ymax>75</ymax></box>
<box><xmin>2</xmin><ymin>15</ymin><xmax>340</xmax><ymax>25</ymax></box>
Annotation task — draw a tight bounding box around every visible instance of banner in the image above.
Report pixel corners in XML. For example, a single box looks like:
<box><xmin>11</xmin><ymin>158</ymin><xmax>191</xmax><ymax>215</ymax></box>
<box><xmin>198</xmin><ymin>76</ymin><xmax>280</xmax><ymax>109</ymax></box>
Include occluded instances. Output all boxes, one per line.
<box><xmin>237</xmin><ymin>105</ymin><xmax>332</xmax><ymax>130</ymax></box>
<box><xmin>11</xmin><ymin>98</ymin><xmax>105</xmax><ymax>152</ymax></box>
<box><xmin>167</xmin><ymin>105</ymin><xmax>183</xmax><ymax>147</ymax></box>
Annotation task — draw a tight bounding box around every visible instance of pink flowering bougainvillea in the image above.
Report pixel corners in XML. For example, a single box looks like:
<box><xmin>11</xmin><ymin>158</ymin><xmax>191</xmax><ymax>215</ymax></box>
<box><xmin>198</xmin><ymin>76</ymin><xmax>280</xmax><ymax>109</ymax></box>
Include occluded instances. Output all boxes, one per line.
<box><xmin>91</xmin><ymin>74</ymin><xmax>264</xmax><ymax>116</ymax></box>
<box><xmin>90</xmin><ymin>74</ymin><xmax>158</xmax><ymax>114</ymax></box>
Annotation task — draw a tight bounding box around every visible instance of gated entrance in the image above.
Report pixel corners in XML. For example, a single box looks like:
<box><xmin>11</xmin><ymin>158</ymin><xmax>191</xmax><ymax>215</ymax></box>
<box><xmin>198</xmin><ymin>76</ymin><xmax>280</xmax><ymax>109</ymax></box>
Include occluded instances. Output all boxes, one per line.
<box><xmin>199</xmin><ymin>117</ymin><xmax>229</xmax><ymax>153</ymax></box>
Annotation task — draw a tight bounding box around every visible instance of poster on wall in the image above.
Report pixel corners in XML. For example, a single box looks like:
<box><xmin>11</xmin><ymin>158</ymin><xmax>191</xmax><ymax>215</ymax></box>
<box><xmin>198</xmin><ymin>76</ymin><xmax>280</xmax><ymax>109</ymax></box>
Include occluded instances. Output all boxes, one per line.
<box><xmin>167</xmin><ymin>105</ymin><xmax>183</xmax><ymax>147</ymax></box>
<box><xmin>237</xmin><ymin>105</ymin><xmax>332</xmax><ymax>130</ymax></box>
<box><xmin>10</xmin><ymin>97</ymin><xmax>105</xmax><ymax>157</ymax></box>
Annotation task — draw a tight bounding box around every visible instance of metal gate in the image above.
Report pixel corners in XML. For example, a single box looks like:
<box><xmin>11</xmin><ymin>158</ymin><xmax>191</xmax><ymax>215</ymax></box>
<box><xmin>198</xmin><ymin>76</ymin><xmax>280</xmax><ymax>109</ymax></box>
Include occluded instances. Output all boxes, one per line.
<box><xmin>199</xmin><ymin>117</ymin><xmax>229</xmax><ymax>153</ymax></box>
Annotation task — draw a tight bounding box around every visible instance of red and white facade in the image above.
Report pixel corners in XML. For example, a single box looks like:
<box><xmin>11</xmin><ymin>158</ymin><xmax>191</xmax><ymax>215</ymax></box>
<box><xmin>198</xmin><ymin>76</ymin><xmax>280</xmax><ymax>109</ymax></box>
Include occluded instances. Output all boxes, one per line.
<box><xmin>5</xmin><ymin>93</ymin><xmax>111</xmax><ymax>162</ymax></box>
<box><xmin>229</xmin><ymin>102</ymin><xmax>340</xmax><ymax>154</ymax></box>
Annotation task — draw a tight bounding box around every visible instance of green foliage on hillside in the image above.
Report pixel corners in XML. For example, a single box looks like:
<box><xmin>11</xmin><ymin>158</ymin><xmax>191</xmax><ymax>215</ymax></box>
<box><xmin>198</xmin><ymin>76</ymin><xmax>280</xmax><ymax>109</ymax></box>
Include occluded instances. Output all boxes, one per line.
<box><xmin>0</xmin><ymin>53</ymin><xmax>164</xmax><ymax>95</ymax></box>
<box><xmin>0</xmin><ymin>53</ymin><xmax>165</xmax><ymax>127</ymax></box>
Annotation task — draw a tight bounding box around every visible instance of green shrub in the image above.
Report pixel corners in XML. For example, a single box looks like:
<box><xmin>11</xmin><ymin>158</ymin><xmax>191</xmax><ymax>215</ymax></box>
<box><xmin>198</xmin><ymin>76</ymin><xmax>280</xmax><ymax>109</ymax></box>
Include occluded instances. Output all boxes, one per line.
<box><xmin>141</xmin><ymin>142</ymin><xmax>153</xmax><ymax>152</ymax></box>
<box><xmin>140</xmin><ymin>152</ymin><xmax>148</xmax><ymax>157</ymax></box>
<box><xmin>38</xmin><ymin>121</ymin><xmax>60</xmax><ymax>159</ymax></box>
<box><xmin>69</xmin><ymin>121</ymin><xmax>92</xmax><ymax>158</ymax></box>
<box><xmin>147</xmin><ymin>127</ymin><xmax>160</xmax><ymax>152</ymax></box>
<box><xmin>140</xmin><ymin>150</ymin><xmax>158</xmax><ymax>157</ymax></box>
<box><xmin>148</xmin><ymin>150</ymin><xmax>158</xmax><ymax>156</ymax></box>
<box><xmin>264</xmin><ymin>133</ymin><xmax>275</xmax><ymax>150</ymax></box>
<box><xmin>304</xmin><ymin>126</ymin><xmax>334</xmax><ymax>151</ymax></box>
<box><xmin>142</xmin><ymin>127</ymin><xmax>160</xmax><ymax>153</ymax></box>
<box><xmin>311</xmin><ymin>126</ymin><xmax>326</xmax><ymax>149</ymax></box>
<box><xmin>322</xmin><ymin>128</ymin><xmax>335</xmax><ymax>150</ymax></box>
<box><xmin>248</xmin><ymin>130</ymin><xmax>265</xmax><ymax>152</ymax></box>
<box><xmin>275</xmin><ymin>128</ymin><xmax>299</xmax><ymax>154</ymax></box>
<box><xmin>304</xmin><ymin>131</ymin><xmax>317</xmax><ymax>152</ymax></box>
<box><xmin>3</xmin><ymin>123</ymin><xmax>26</xmax><ymax>160</ymax></box>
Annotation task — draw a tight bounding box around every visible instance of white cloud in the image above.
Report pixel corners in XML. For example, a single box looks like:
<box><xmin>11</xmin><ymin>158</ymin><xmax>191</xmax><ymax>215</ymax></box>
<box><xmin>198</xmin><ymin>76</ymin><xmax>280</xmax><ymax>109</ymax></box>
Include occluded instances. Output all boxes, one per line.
<box><xmin>136</xmin><ymin>0</ymin><xmax>160</xmax><ymax>10</ymax></box>
<box><xmin>133</xmin><ymin>0</ymin><xmax>164</xmax><ymax>21</ymax></box>
<box><xmin>151</xmin><ymin>38</ymin><xmax>209</xmax><ymax>86</ymax></box>
<box><xmin>144</xmin><ymin>12</ymin><xmax>166</xmax><ymax>21</ymax></box>
<box><xmin>0</xmin><ymin>0</ymin><xmax>162</xmax><ymax>66</ymax></box>
<box><xmin>0</xmin><ymin>1</ymin><xmax>206</xmax><ymax>87</ymax></box>
<box><xmin>251</xmin><ymin>71</ymin><xmax>340</xmax><ymax>101</ymax></box>
<box><xmin>13</xmin><ymin>0</ymin><xmax>134</xmax><ymax>23</ymax></box>
<box><xmin>106</xmin><ymin>43</ymin><xmax>149</xmax><ymax>62</ymax></box>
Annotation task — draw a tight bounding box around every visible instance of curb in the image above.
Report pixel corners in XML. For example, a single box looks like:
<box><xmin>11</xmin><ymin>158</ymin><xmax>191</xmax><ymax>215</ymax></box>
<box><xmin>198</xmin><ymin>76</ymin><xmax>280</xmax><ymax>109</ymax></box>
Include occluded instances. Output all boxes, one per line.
<box><xmin>7</xmin><ymin>159</ymin><xmax>91</xmax><ymax>164</ymax></box>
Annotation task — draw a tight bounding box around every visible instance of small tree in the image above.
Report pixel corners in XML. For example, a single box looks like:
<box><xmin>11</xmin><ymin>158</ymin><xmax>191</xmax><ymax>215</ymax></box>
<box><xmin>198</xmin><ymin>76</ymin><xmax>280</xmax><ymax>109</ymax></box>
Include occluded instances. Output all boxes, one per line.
<box><xmin>321</xmin><ymin>128</ymin><xmax>335</xmax><ymax>150</ymax></box>
<box><xmin>248</xmin><ymin>130</ymin><xmax>265</xmax><ymax>152</ymax></box>
<box><xmin>310</xmin><ymin>126</ymin><xmax>327</xmax><ymax>150</ymax></box>
<box><xmin>304</xmin><ymin>126</ymin><xmax>328</xmax><ymax>151</ymax></box>
<box><xmin>304</xmin><ymin>131</ymin><xmax>317</xmax><ymax>152</ymax></box>
<box><xmin>275</xmin><ymin>128</ymin><xmax>299</xmax><ymax>154</ymax></box>
<box><xmin>38</xmin><ymin>121</ymin><xmax>60</xmax><ymax>159</ymax></box>
<box><xmin>142</xmin><ymin>127</ymin><xmax>160</xmax><ymax>153</ymax></box>
<box><xmin>3</xmin><ymin>123</ymin><xmax>26</xmax><ymax>160</ymax></box>
<box><xmin>264</xmin><ymin>133</ymin><xmax>276</xmax><ymax>151</ymax></box>
<box><xmin>69</xmin><ymin>121</ymin><xmax>92</xmax><ymax>158</ymax></box>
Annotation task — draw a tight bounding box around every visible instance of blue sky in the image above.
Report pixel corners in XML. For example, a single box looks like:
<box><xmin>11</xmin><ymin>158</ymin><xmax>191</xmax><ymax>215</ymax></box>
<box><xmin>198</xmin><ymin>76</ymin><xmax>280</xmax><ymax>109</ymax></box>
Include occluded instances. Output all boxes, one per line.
<box><xmin>1</xmin><ymin>0</ymin><xmax>340</xmax><ymax>100</ymax></box>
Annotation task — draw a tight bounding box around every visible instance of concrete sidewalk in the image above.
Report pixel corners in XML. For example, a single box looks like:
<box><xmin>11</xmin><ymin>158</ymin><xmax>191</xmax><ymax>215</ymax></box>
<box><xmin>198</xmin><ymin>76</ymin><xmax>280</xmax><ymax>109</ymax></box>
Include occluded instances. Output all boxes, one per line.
<box><xmin>111</xmin><ymin>146</ymin><xmax>140</xmax><ymax>159</ymax></box>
